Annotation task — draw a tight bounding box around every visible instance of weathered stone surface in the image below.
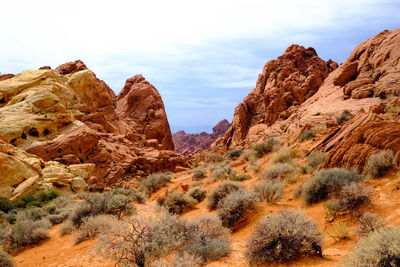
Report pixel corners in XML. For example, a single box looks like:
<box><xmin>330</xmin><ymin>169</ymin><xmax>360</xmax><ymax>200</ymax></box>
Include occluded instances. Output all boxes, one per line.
<box><xmin>173</xmin><ymin>119</ymin><xmax>231</xmax><ymax>155</ymax></box>
<box><xmin>333</xmin><ymin>61</ymin><xmax>358</xmax><ymax>87</ymax></box>
<box><xmin>0</xmin><ymin>74</ymin><xmax>14</xmax><ymax>81</ymax></box>
<box><xmin>55</xmin><ymin>60</ymin><xmax>88</xmax><ymax>75</ymax></box>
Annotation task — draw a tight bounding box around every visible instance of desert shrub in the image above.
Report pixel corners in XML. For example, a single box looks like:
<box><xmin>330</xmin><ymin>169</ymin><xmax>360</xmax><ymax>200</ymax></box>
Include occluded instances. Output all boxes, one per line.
<box><xmin>207</xmin><ymin>181</ymin><xmax>245</xmax><ymax>210</ymax></box>
<box><xmin>228</xmin><ymin>149</ymin><xmax>244</xmax><ymax>159</ymax></box>
<box><xmin>250</xmin><ymin>161</ymin><xmax>261</xmax><ymax>172</ymax></box>
<box><xmin>192</xmin><ymin>168</ymin><xmax>207</xmax><ymax>181</ymax></box>
<box><xmin>259</xmin><ymin>163</ymin><xmax>294</xmax><ymax>180</ymax></box>
<box><xmin>299</xmin><ymin>130</ymin><xmax>315</xmax><ymax>142</ymax></box>
<box><xmin>206</xmin><ymin>152</ymin><xmax>224</xmax><ymax>163</ymax></box>
<box><xmin>10</xmin><ymin>217</ymin><xmax>51</xmax><ymax>248</ymax></box>
<box><xmin>356</xmin><ymin>212</ymin><xmax>386</xmax><ymax>236</ymax></box>
<box><xmin>38</xmin><ymin>190</ymin><xmax>60</xmax><ymax>203</ymax></box>
<box><xmin>241</xmin><ymin>149</ymin><xmax>257</xmax><ymax>162</ymax></box>
<box><xmin>60</xmin><ymin>220</ymin><xmax>75</xmax><ymax>236</ymax></box>
<box><xmin>337</xmin><ymin>109</ymin><xmax>353</xmax><ymax>125</ymax></box>
<box><xmin>253</xmin><ymin>137</ymin><xmax>280</xmax><ymax>158</ymax></box>
<box><xmin>217</xmin><ymin>190</ymin><xmax>256</xmax><ymax>228</ymax></box>
<box><xmin>112</xmin><ymin>188</ymin><xmax>147</xmax><ymax>204</ymax></box>
<box><xmin>253</xmin><ymin>181</ymin><xmax>285</xmax><ymax>204</ymax></box>
<box><xmin>230</xmin><ymin>173</ymin><xmax>252</xmax><ymax>181</ymax></box>
<box><xmin>343</xmin><ymin>227</ymin><xmax>400</xmax><ymax>267</ymax></box>
<box><xmin>245</xmin><ymin>210</ymin><xmax>323</xmax><ymax>264</ymax></box>
<box><xmin>140</xmin><ymin>172</ymin><xmax>172</xmax><ymax>194</ymax></box>
<box><xmin>325</xmin><ymin>221</ymin><xmax>351</xmax><ymax>241</ymax></box>
<box><xmin>16</xmin><ymin>207</ymin><xmax>48</xmax><ymax>222</ymax></box>
<box><xmin>301</xmin><ymin>168</ymin><xmax>360</xmax><ymax>205</ymax></box>
<box><xmin>364</xmin><ymin>150</ymin><xmax>395</xmax><ymax>178</ymax></box>
<box><xmin>306</xmin><ymin>151</ymin><xmax>327</xmax><ymax>172</ymax></box>
<box><xmin>75</xmin><ymin>214</ymin><xmax>119</xmax><ymax>244</ymax></box>
<box><xmin>162</xmin><ymin>192</ymin><xmax>198</xmax><ymax>214</ymax></box>
<box><xmin>327</xmin><ymin>182</ymin><xmax>372</xmax><ymax>212</ymax></box>
<box><xmin>272</xmin><ymin>147</ymin><xmax>298</xmax><ymax>164</ymax></box>
<box><xmin>13</xmin><ymin>190</ymin><xmax>60</xmax><ymax>209</ymax></box>
<box><xmin>0</xmin><ymin>198</ymin><xmax>16</xmax><ymax>213</ymax></box>
<box><xmin>185</xmin><ymin>214</ymin><xmax>231</xmax><ymax>261</ymax></box>
<box><xmin>209</xmin><ymin>165</ymin><xmax>237</xmax><ymax>181</ymax></box>
<box><xmin>152</xmin><ymin>252</ymin><xmax>202</xmax><ymax>267</ymax></box>
<box><xmin>187</xmin><ymin>187</ymin><xmax>207</xmax><ymax>202</ymax></box>
<box><xmin>0</xmin><ymin>248</ymin><xmax>15</xmax><ymax>267</ymax></box>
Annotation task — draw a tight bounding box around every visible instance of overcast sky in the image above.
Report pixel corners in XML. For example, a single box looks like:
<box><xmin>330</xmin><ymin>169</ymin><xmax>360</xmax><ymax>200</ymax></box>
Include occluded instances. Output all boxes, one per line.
<box><xmin>1</xmin><ymin>1</ymin><xmax>399</xmax><ymax>133</ymax></box>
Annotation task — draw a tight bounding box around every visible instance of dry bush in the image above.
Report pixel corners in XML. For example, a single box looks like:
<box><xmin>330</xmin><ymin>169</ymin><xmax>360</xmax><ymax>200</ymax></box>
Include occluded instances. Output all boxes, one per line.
<box><xmin>272</xmin><ymin>147</ymin><xmax>298</xmax><ymax>164</ymax></box>
<box><xmin>327</xmin><ymin>182</ymin><xmax>372</xmax><ymax>212</ymax></box>
<box><xmin>75</xmin><ymin>214</ymin><xmax>119</xmax><ymax>244</ymax></box>
<box><xmin>364</xmin><ymin>150</ymin><xmax>395</xmax><ymax>179</ymax></box>
<box><xmin>210</xmin><ymin>165</ymin><xmax>237</xmax><ymax>181</ymax></box>
<box><xmin>337</xmin><ymin>109</ymin><xmax>353</xmax><ymax>125</ymax></box>
<box><xmin>299</xmin><ymin>130</ymin><xmax>315</xmax><ymax>142</ymax></box>
<box><xmin>187</xmin><ymin>187</ymin><xmax>207</xmax><ymax>202</ymax></box>
<box><xmin>230</xmin><ymin>173</ymin><xmax>252</xmax><ymax>181</ymax></box>
<box><xmin>112</xmin><ymin>188</ymin><xmax>147</xmax><ymax>204</ymax></box>
<box><xmin>306</xmin><ymin>151</ymin><xmax>327</xmax><ymax>172</ymax></box>
<box><xmin>241</xmin><ymin>149</ymin><xmax>257</xmax><ymax>162</ymax></box>
<box><xmin>207</xmin><ymin>181</ymin><xmax>245</xmax><ymax>210</ymax></box>
<box><xmin>10</xmin><ymin>217</ymin><xmax>51</xmax><ymax>249</ymax></box>
<box><xmin>228</xmin><ymin>149</ymin><xmax>244</xmax><ymax>159</ymax></box>
<box><xmin>301</xmin><ymin>168</ymin><xmax>360</xmax><ymax>205</ymax></box>
<box><xmin>253</xmin><ymin>137</ymin><xmax>280</xmax><ymax>158</ymax></box>
<box><xmin>151</xmin><ymin>252</ymin><xmax>202</xmax><ymax>267</ymax></box>
<box><xmin>206</xmin><ymin>152</ymin><xmax>224</xmax><ymax>163</ymax></box>
<box><xmin>217</xmin><ymin>190</ymin><xmax>256</xmax><ymax>228</ymax></box>
<box><xmin>325</xmin><ymin>221</ymin><xmax>351</xmax><ymax>241</ymax></box>
<box><xmin>60</xmin><ymin>220</ymin><xmax>75</xmax><ymax>236</ymax></box>
<box><xmin>245</xmin><ymin>210</ymin><xmax>323</xmax><ymax>264</ymax></box>
<box><xmin>259</xmin><ymin>163</ymin><xmax>294</xmax><ymax>180</ymax></box>
<box><xmin>253</xmin><ymin>181</ymin><xmax>285</xmax><ymax>204</ymax></box>
<box><xmin>192</xmin><ymin>168</ymin><xmax>207</xmax><ymax>181</ymax></box>
<box><xmin>0</xmin><ymin>248</ymin><xmax>15</xmax><ymax>267</ymax></box>
<box><xmin>356</xmin><ymin>212</ymin><xmax>386</xmax><ymax>236</ymax></box>
<box><xmin>161</xmin><ymin>192</ymin><xmax>198</xmax><ymax>214</ymax></box>
<box><xmin>343</xmin><ymin>227</ymin><xmax>400</xmax><ymax>267</ymax></box>
<box><xmin>250</xmin><ymin>161</ymin><xmax>261</xmax><ymax>172</ymax></box>
<box><xmin>140</xmin><ymin>173</ymin><xmax>172</xmax><ymax>194</ymax></box>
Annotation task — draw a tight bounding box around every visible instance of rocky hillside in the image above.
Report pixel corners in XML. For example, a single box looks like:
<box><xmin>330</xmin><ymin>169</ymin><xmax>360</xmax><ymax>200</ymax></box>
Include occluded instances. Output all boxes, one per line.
<box><xmin>0</xmin><ymin>60</ymin><xmax>187</xmax><ymax>198</ymax></box>
<box><xmin>173</xmin><ymin>119</ymin><xmax>231</xmax><ymax>155</ymax></box>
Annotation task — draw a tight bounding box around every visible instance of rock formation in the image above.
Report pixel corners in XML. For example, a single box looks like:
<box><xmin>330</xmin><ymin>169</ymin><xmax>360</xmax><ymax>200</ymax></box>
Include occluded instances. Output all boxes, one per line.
<box><xmin>220</xmin><ymin>45</ymin><xmax>336</xmax><ymax>148</ymax></box>
<box><xmin>173</xmin><ymin>119</ymin><xmax>231</xmax><ymax>155</ymax></box>
<box><xmin>0</xmin><ymin>61</ymin><xmax>187</xmax><ymax>192</ymax></box>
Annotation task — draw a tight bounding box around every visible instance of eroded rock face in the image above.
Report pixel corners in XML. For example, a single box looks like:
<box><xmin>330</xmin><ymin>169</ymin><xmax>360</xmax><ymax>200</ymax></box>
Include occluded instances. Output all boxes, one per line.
<box><xmin>173</xmin><ymin>119</ymin><xmax>231</xmax><ymax>155</ymax></box>
<box><xmin>220</xmin><ymin>45</ymin><xmax>335</xmax><ymax>148</ymax></box>
<box><xmin>116</xmin><ymin>75</ymin><xmax>174</xmax><ymax>150</ymax></box>
<box><xmin>0</xmin><ymin>62</ymin><xmax>187</xmax><ymax>189</ymax></box>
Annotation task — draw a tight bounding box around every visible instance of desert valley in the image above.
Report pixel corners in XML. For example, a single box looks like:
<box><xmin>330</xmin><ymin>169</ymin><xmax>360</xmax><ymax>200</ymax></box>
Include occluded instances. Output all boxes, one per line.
<box><xmin>1</xmin><ymin>10</ymin><xmax>400</xmax><ymax>267</ymax></box>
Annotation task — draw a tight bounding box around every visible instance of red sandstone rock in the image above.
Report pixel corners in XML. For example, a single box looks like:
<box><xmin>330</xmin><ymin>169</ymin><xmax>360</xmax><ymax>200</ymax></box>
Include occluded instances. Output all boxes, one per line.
<box><xmin>0</xmin><ymin>74</ymin><xmax>14</xmax><ymax>81</ymax></box>
<box><xmin>55</xmin><ymin>60</ymin><xmax>88</xmax><ymax>75</ymax></box>
<box><xmin>173</xmin><ymin>119</ymin><xmax>231</xmax><ymax>155</ymax></box>
<box><xmin>39</xmin><ymin>66</ymin><xmax>51</xmax><ymax>70</ymax></box>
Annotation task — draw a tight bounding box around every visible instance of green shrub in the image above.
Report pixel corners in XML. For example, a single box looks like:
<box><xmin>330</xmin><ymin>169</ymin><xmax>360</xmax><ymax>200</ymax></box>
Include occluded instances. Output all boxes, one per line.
<box><xmin>217</xmin><ymin>190</ymin><xmax>256</xmax><ymax>228</ymax></box>
<box><xmin>343</xmin><ymin>228</ymin><xmax>400</xmax><ymax>267</ymax></box>
<box><xmin>207</xmin><ymin>181</ymin><xmax>245</xmax><ymax>210</ymax></box>
<box><xmin>356</xmin><ymin>212</ymin><xmax>386</xmax><ymax>236</ymax></box>
<box><xmin>162</xmin><ymin>192</ymin><xmax>197</xmax><ymax>214</ymax></box>
<box><xmin>192</xmin><ymin>168</ymin><xmax>207</xmax><ymax>181</ymax></box>
<box><xmin>253</xmin><ymin>138</ymin><xmax>280</xmax><ymax>158</ymax></box>
<box><xmin>228</xmin><ymin>149</ymin><xmax>244</xmax><ymax>159</ymax></box>
<box><xmin>299</xmin><ymin>130</ymin><xmax>315</xmax><ymax>142</ymax></box>
<box><xmin>75</xmin><ymin>214</ymin><xmax>119</xmax><ymax>244</ymax></box>
<box><xmin>0</xmin><ymin>198</ymin><xmax>16</xmax><ymax>213</ymax></box>
<box><xmin>0</xmin><ymin>249</ymin><xmax>15</xmax><ymax>267</ymax></box>
<box><xmin>140</xmin><ymin>173</ymin><xmax>172</xmax><ymax>194</ymax></box>
<box><xmin>272</xmin><ymin>148</ymin><xmax>297</xmax><ymax>164</ymax></box>
<box><xmin>327</xmin><ymin>182</ymin><xmax>372</xmax><ymax>212</ymax></box>
<box><xmin>38</xmin><ymin>190</ymin><xmax>60</xmax><ymax>203</ymax></box>
<box><xmin>306</xmin><ymin>151</ymin><xmax>327</xmax><ymax>172</ymax></box>
<box><xmin>245</xmin><ymin>210</ymin><xmax>323</xmax><ymax>264</ymax></box>
<box><xmin>364</xmin><ymin>150</ymin><xmax>395</xmax><ymax>178</ymax></box>
<box><xmin>253</xmin><ymin>181</ymin><xmax>285</xmax><ymax>204</ymax></box>
<box><xmin>187</xmin><ymin>188</ymin><xmax>207</xmax><ymax>203</ymax></box>
<box><xmin>259</xmin><ymin>163</ymin><xmax>294</xmax><ymax>180</ymax></box>
<box><xmin>301</xmin><ymin>168</ymin><xmax>360</xmax><ymax>205</ymax></box>
<box><xmin>337</xmin><ymin>109</ymin><xmax>353</xmax><ymax>125</ymax></box>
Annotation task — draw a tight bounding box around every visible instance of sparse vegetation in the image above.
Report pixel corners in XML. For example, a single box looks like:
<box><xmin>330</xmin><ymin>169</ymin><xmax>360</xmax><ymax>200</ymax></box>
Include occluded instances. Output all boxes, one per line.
<box><xmin>206</xmin><ymin>152</ymin><xmax>224</xmax><ymax>163</ymax></box>
<box><xmin>327</xmin><ymin>182</ymin><xmax>372</xmax><ymax>212</ymax></box>
<box><xmin>230</xmin><ymin>173</ymin><xmax>252</xmax><ymax>181</ymax></box>
<box><xmin>343</xmin><ymin>227</ymin><xmax>400</xmax><ymax>267</ymax></box>
<box><xmin>245</xmin><ymin>210</ymin><xmax>323</xmax><ymax>264</ymax></box>
<box><xmin>253</xmin><ymin>137</ymin><xmax>280</xmax><ymax>158</ymax></box>
<box><xmin>217</xmin><ymin>190</ymin><xmax>256</xmax><ymax>228</ymax></box>
<box><xmin>228</xmin><ymin>149</ymin><xmax>244</xmax><ymax>159</ymax></box>
<box><xmin>337</xmin><ymin>109</ymin><xmax>353</xmax><ymax>125</ymax></box>
<box><xmin>207</xmin><ymin>181</ymin><xmax>245</xmax><ymax>210</ymax></box>
<box><xmin>0</xmin><ymin>248</ymin><xmax>15</xmax><ymax>267</ymax></box>
<box><xmin>271</xmin><ymin>147</ymin><xmax>298</xmax><ymax>164</ymax></box>
<box><xmin>192</xmin><ymin>168</ymin><xmax>207</xmax><ymax>181</ymax></box>
<box><xmin>259</xmin><ymin>163</ymin><xmax>294</xmax><ymax>180</ymax></box>
<box><xmin>364</xmin><ymin>150</ymin><xmax>395</xmax><ymax>179</ymax></box>
<box><xmin>306</xmin><ymin>151</ymin><xmax>327</xmax><ymax>172</ymax></box>
<box><xmin>209</xmin><ymin>165</ymin><xmax>237</xmax><ymax>182</ymax></box>
<box><xmin>75</xmin><ymin>214</ymin><xmax>119</xmax><ymax>244</ymax></box>
<box><xmin>187</xmin><ymin>187</ymin><xmax>207</xmax><ymax>202</ymax></box>
<box><xmin>325</xmin><ymin>221</ymin><xmax>351</xmax><ymax>241</ymax></box>
<box><xmin>253</xmin><ymin>181</ymin><xmax>285</xmax><ymax>204</ymax></box>
<box><xmin>301</xmin><ymin>168</ymin><xmax>360</xmax><ymax>205</ymax></box>
<box><xmin>241</xmin><ymin>149</ymin><xmax>257</xmax><ymax>162</ymax></box>
<box><xmin>299</xmin><ymin>130</ymin><xmax>315</xmax><ymax>142</ymax></box>
<box><xmin>140</xmin><ymin>172</ymin><xmax>172</xmax><ymax>195</ymax></box>
<box><xmin>161</xmin><ymin>192</ymin><xmax>198</xmax><ymax>214</ymax></box>
<box><xmin>356</xmin><ymin>212</ymin><xmax>386</xmax><ymax>236</ymax></box>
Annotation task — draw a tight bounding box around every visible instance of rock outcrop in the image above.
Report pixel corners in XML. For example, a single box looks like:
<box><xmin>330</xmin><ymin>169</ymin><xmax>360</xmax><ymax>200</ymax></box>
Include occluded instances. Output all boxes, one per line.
<box><xmin>0</xmin><ymin>62</ymin><xmax>187</xmax><ymax>190</ymax></box>
<box><xmin>173</xmin><ymin>119</ymin><xmax>231</xmax><ymax>155</ymax></box>
<box><xmin>220</xmin><ymin>45</ymin><xmax>336</xmax><ymax>148</ymax></box>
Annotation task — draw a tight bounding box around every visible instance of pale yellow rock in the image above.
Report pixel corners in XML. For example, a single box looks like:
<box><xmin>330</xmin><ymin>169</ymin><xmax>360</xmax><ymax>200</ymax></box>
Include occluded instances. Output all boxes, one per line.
<box><xmin>70</xmin><ymin>177</ymin><xmax>88</xmax><ymax>192</ymax></box>
<box><xmin>68</xmin><ymin>163</ymin><xmax>95</xmax><ymax>179</ymax></box>
<box><xmin>11</xmin><ymin>175</ymin><xmax>40</xmax><ymax>200</ymax></box>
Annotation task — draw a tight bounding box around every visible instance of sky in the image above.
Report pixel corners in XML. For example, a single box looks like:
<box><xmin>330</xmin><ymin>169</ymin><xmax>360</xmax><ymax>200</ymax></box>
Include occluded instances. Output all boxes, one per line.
<box><xmin>1</xmin><ymin>1</ymin><xmax>399</xmax><ymax>133</ymax></box>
